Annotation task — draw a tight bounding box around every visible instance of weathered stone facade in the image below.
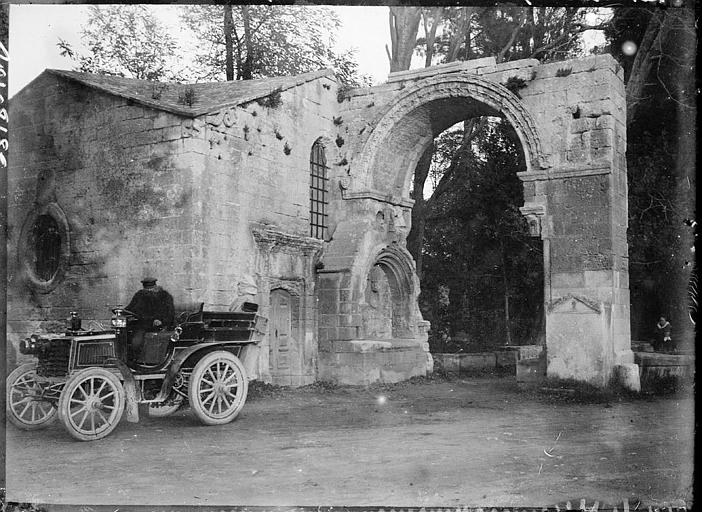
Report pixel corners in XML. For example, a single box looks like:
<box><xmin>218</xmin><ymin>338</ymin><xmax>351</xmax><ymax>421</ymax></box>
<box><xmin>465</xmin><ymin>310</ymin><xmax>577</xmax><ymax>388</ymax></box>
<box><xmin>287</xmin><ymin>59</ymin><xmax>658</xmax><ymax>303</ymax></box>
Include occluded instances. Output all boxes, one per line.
<box><xmin>8</xmin><ymin>54</ymin><xmax>636</xmax><ymax>388</ymax></box>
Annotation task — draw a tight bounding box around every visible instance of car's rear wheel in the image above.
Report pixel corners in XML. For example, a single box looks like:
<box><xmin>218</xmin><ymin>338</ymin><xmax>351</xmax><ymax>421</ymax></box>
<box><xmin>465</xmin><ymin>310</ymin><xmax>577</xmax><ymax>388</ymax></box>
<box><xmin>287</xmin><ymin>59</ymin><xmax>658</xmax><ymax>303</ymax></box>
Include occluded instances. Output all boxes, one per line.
<box><xmin>6</xmin><ymin>363</ymin><xmax>58</xmax><ymax>430</ymax></box>
<box><xmin>188</xmin><ymin>351</ymin><xmax>248</xmax><ymax>425</ymax></box>
<box><xmin>58</xmin><ymin>367</ymin><xmax>125</xmax><ymax>441</ymax></box>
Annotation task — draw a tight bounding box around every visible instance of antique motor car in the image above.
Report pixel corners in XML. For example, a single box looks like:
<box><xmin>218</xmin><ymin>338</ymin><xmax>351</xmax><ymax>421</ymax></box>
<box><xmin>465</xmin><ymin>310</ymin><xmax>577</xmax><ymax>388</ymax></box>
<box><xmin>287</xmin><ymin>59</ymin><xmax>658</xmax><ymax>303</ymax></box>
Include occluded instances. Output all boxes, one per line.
<box><xmin>6</xmin><ymin>303</ymin><xmax>266</xmax><ymax>441</ymax></box>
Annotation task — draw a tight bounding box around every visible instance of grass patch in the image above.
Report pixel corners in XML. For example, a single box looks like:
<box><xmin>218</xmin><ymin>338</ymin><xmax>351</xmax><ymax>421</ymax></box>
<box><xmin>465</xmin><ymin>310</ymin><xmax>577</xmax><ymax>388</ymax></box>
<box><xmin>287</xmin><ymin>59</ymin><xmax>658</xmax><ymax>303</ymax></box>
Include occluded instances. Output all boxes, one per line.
<box><xmin>521</xmin><ymin>376</ymin><xmax>691</xmax><ymax>404</ymax></box>
<box><xmin>640</xmin><ymin>373</ymin><xmax>695</xmax><ymax>396</ymax></box>
<box><xmin>247</xmin><ymin>380</ymin><xmax>285</xmax><ymax>400</ymax></box>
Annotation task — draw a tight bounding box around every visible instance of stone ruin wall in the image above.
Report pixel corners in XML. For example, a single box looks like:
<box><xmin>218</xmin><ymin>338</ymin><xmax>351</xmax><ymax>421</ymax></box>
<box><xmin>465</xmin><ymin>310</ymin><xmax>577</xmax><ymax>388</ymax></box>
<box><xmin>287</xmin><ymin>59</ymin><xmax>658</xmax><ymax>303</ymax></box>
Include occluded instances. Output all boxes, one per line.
<box><xmin>8</xmin><ymin>73</ymin><xmax>207</xmax><ymax>356</ymax></box>
<box><xmin>7</xmin><ymin>72</ymin><xmax>341</xmax><ymax>384</ymax></box>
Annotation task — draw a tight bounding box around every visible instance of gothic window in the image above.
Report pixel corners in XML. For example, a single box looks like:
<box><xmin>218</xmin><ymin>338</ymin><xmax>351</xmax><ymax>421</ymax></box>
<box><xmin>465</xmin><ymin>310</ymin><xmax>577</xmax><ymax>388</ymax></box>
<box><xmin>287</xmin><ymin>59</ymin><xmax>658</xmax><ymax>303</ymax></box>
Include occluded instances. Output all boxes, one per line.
<box><xmin>309</xmin><ymin>140</ymin><xmax>329</xmax><ymax>239</ymax></box>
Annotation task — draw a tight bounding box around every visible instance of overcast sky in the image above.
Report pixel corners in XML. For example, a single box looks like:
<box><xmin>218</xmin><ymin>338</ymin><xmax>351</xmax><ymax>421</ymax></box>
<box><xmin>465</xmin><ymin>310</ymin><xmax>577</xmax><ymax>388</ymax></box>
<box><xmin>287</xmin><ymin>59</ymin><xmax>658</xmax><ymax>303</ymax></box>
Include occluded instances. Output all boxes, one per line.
<box><xmin>8</xmin><ymin>4</ymin><xmax>391</xmax><ymax>96</ymax></box>
<box><xmin>8</xmin><ymin>5</ymin><xmax>607</xmax><ymax>97</ymax></box>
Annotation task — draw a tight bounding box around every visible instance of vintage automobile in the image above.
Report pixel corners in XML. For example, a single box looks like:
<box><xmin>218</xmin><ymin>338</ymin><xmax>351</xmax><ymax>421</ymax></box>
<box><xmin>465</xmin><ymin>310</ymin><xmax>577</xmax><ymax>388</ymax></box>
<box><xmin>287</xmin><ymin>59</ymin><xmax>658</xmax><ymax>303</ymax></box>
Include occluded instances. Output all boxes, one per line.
<box><xmin>6</xmin><ymin>303</ymin><xmax>267</xmax><ymax>441</ymax></box>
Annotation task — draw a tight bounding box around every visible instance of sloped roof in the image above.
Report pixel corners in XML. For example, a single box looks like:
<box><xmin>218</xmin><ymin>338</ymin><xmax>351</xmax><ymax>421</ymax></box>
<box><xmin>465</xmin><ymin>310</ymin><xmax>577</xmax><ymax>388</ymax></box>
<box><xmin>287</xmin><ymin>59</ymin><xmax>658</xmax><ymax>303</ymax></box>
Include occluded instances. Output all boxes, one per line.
<box><xmin>41</xmin><ymin>68</ymin><xmax>336</xmax><ymax>118</ymax></box>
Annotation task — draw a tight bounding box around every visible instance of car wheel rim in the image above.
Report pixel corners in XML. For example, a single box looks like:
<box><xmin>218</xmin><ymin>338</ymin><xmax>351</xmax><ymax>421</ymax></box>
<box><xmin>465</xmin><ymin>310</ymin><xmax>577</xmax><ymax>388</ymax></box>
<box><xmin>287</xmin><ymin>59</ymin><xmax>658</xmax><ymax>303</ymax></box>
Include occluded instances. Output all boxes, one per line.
<box><xmin>10</xmin><ymin>373</ymin><xmax>54</xmax><ymax>424</ymax></box>
<box><xmin>197</xmin><ymin>360</ymin><xmax>242</xmax><ymax>418</ymax></box>
<box><xmin>67</xmin><ymin>375</ymin><xmax>119</xmax><ymax>435</ymax></box>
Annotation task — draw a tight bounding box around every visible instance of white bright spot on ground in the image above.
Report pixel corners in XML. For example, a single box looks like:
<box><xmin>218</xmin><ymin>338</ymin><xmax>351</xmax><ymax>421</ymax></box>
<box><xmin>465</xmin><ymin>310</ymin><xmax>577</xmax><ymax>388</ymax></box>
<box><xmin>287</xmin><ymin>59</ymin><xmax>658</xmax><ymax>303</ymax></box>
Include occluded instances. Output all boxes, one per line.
<box><xmin>376</xmin><ymin>395</ymin><xmax>387</xmax><ymax>405</ymax></box>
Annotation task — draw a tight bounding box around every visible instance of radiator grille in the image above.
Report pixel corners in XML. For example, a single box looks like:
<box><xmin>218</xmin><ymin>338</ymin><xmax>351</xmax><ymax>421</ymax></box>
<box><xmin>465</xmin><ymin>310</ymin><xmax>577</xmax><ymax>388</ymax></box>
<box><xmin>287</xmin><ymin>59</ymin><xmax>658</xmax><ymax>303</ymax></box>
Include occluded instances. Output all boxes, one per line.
<box><xmin>77</xmin><ymin>341</ymin><xmax>116</xmax><ymax>366</ymax></box>
<box><xmin>36</xmin><ymin>339</ymin><xmax>71</xmax><ymax>378</ymax></box>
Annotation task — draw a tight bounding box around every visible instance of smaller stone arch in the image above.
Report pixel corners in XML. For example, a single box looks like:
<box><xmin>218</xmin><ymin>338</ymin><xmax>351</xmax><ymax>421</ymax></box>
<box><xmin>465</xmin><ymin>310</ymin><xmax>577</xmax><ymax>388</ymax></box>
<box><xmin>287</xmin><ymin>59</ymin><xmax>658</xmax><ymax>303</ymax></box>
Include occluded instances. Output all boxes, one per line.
<box><xmin>360</xmin><ymin>243</ymin><xmax>422</xmax><ymax>339</ymax></box>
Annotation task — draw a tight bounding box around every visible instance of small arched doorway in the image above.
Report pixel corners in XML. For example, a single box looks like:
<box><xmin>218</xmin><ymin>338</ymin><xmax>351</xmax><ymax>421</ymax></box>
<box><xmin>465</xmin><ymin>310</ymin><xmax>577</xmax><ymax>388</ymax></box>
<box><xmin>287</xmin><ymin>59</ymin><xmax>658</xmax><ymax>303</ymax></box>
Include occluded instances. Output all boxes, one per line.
<box><xmin>269</xmin><ymin>288</ymin><xmax>301</xmax><ymax>385</ymax></box>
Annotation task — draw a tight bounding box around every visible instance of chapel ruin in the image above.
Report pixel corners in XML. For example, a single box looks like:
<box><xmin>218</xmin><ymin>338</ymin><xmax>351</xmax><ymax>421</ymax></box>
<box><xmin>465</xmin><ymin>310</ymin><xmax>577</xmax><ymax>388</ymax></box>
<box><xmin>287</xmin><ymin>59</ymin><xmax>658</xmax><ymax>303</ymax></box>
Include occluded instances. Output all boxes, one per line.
<box><xmin>7</xmin><ymin>54</ymin><xmax>638</xmax><ymax>388</ymax></box>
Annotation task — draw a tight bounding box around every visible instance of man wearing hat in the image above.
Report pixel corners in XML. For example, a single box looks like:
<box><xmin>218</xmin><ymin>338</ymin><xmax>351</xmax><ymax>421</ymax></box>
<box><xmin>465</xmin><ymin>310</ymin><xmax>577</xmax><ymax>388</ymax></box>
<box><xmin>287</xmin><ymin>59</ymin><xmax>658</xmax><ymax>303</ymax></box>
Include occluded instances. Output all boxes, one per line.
<box><xmin>125</xmin><ymin>277</ymin><xmax>175</xmax><ymax>362</ymax></box>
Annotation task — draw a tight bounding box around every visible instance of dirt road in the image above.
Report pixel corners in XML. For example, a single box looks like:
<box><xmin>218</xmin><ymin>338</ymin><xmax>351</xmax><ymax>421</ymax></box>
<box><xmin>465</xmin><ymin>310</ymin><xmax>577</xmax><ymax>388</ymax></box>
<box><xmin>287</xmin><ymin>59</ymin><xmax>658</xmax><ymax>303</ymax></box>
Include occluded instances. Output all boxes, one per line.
<box><xmin>5</xmin><ymin>376</ymin><xmax>694</xmax><ymax>508</ymax></box>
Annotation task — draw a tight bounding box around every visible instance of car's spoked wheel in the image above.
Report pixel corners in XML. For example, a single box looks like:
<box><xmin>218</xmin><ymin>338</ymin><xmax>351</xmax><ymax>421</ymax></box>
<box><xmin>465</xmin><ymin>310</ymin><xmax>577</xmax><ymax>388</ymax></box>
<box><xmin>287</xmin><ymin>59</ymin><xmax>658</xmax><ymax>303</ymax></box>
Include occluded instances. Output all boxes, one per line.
<box><xmin>6</xmin><ymin>363</ymin><xmax>58</xmax><ymax>430</ymax></box>
<box><xmin>189</xmin><ymin>351</ymin><xmax>248</xmax><ymax>426</ymax></box>
<box><xmin>58</xmin><ymin>368</ymin><xmax>125</xmax><ymax>441</ymax></box>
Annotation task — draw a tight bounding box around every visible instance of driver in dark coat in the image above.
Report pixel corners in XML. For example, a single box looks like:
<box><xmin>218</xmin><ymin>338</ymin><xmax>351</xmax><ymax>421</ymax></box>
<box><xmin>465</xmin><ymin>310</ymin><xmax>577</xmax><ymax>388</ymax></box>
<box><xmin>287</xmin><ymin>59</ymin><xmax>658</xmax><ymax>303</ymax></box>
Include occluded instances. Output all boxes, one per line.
<box><xmin>125</xmin><ymin>277</ymin><xmax>175</xmax><ymax>362</ymax></box>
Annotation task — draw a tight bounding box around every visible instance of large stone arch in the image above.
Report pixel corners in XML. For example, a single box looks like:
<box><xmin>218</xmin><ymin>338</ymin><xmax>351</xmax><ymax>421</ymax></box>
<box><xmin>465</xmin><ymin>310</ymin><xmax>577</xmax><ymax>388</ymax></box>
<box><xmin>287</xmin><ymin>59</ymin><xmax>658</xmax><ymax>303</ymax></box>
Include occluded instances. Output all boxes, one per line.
<box><xmin>320</xmin><ymin>55</ymin><xmax>635</xmax><ymax>389</ymax></box>
<box><xmin>353</xmin><ymin>73</ymin><xmax>548</xmax><ymax>197</ymax></box>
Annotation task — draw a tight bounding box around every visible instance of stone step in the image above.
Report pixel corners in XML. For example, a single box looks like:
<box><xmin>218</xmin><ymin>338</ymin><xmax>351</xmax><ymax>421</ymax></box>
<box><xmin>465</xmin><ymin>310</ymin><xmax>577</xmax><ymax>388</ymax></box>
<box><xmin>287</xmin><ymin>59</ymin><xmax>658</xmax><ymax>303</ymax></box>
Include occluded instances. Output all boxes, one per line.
<box><xmin>635</xmin><ymin>352</ymin><xmax>695</xmax><ymax>367</ymax></box>
<box><xmin>631</xmin><ymin>340</ymin><xmax>654</xmax><ymax>352</ymax></box>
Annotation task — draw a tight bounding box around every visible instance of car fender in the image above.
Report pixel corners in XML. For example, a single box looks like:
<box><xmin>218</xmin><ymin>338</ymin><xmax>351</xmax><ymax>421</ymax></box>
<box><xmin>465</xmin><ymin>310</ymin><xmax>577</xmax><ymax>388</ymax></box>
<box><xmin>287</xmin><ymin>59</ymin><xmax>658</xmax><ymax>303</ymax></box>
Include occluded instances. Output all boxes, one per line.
<box><xmin>154</xmin><ymin>341</ymin><xmax>246</xmax><ymax>402</ymax></box>
<box><xmin>113</xmin><ymin>358</ymin><xmax>140</xmax><ymax>423</ymax></box>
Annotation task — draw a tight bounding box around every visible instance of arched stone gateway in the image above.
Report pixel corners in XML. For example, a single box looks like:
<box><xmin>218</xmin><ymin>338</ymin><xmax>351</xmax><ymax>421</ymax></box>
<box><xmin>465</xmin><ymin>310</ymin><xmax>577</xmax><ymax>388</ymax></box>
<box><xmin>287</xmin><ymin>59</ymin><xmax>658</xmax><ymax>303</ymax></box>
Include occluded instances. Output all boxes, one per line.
<box><xmin>320</xmin><ymin>55</ymin><xmax>636</xmax><ymax>388</ymax></box>
<box><xmin>355</xmin><ymin>72</ymin><xmax>548</xmax><ymax>194</ymax></box>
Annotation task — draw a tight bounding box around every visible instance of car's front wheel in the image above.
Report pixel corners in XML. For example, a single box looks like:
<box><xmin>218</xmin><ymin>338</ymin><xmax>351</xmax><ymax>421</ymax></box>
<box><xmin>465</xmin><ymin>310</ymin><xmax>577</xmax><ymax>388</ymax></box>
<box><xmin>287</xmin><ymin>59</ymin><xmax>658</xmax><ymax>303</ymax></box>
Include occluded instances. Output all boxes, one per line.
<box><xmin>58</xmin><ymin>367</ymin><xmax>125</xmax><ymax>441</ymax></box>
<box><xmin>188</xmin><ymin>351</ymin><xmax>248</xmax><ymax>426</ymax></box>
<box><xmin>6</xmin><ymin>363</ymin><xmax>58</xmax><ymax>430</ymax></box>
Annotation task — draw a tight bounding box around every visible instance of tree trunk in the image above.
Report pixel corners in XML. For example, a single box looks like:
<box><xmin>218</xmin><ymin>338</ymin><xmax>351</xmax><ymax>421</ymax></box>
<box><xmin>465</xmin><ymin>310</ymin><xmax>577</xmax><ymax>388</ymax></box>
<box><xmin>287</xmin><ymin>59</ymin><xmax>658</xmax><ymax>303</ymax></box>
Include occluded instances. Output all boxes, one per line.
<box><xmin>668</xmin><ymin>7</ymin><xmax>696</xmax><ymax>349</ymax></box>
<box><xmin>240</xmin><ymin>5</ymin><xmax>254</xmax><ymax>80</ymax></box>
<box><xmin>386</xmin><ymin>6</ymin><xmax>422</xmax><ymax>73</ymax></box>
<box><xmin>223</xmin><ymin>5</ymin><xmax>234</xmax><ymax>81</ymax></box>
<box><xmin>500</xmin><ymin>242</ymin><xmax>513</xmax><ymax>346</ymax></box>
<box><xmin>422</xmin><ymin>7</ymin><xmax>442</xmax><ymax>68</ymax></box>
<box><xmin>496</xmin><ymin>10</ymin><xmax>526</xmax><ymax>64</ymax></box>
<box><xmin>407</xmin><ymin>145</ymin><xmax>434</xmax><ymax>278</ymax></box>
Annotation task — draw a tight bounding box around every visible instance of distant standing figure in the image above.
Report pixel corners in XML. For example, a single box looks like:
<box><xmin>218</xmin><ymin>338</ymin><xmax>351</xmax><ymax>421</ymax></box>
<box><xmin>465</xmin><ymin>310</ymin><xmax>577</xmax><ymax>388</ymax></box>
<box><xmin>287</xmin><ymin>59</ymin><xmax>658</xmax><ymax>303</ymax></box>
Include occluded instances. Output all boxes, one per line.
<box><xmin>654</xmin><ymin>315</ymin><xmax>672</xmax><ymax>352</ymax></box>
<box><xmin>125</xmin><ymin>277</ymin><xmax>175</xmax><ymax>362</ymax></box>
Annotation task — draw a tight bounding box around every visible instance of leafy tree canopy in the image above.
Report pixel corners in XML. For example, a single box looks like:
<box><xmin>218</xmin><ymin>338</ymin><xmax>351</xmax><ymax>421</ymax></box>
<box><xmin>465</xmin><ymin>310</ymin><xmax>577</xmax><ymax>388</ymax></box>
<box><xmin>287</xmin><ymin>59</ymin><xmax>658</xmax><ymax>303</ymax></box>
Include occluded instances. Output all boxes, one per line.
<box><xmin>57</xmin><ymin>5</ymin><xmax>369</xmax><ymax>86</ymax></box>
<box><xmin>180</xmin><ymin>5</ymin><xmax>370</xmax><ymax>86</ymax></box>
<box><xmin>57</xmin><ymin>5</ymin><xmax>183</xmax><ymax>81</ymax></box>
<box><xmin>420</xmin><ymin>120</ymin><xmax>543</xmax><ymax>350</ymax></box>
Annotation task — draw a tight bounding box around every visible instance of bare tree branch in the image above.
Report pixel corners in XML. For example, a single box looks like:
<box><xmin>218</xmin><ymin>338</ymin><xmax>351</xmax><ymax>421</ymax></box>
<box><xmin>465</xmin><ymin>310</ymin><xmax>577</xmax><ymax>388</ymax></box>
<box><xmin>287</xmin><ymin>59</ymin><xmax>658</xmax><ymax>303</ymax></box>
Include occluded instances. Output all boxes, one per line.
<box><xmin>626</xmin><ymin>9</ymin><xmax>665</xmax><ymax>125</ymax></box>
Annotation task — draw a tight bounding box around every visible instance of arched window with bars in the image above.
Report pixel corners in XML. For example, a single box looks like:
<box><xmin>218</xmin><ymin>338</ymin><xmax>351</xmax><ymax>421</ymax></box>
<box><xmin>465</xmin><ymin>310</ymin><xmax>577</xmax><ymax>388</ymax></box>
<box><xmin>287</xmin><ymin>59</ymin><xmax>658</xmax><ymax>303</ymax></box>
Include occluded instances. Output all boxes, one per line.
<box><xmin>309</xmin><ymin>139</ymin><xmax>329</xmax><ymax>239</ymax></box>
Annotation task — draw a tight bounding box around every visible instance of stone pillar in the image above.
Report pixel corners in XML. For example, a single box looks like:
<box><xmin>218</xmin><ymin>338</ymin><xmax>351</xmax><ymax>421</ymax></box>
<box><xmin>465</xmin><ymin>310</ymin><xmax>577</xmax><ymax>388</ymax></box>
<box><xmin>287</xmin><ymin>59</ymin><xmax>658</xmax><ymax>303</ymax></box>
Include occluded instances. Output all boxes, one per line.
<box><xmin>515</xmin><ymin>56</ymin><xmax>637</xmax><ymax>389</ymax></box>
<box><xmin>534</xmin><ymin>168</ymin><xmax>635</xmax><ymax>387</ymax></box>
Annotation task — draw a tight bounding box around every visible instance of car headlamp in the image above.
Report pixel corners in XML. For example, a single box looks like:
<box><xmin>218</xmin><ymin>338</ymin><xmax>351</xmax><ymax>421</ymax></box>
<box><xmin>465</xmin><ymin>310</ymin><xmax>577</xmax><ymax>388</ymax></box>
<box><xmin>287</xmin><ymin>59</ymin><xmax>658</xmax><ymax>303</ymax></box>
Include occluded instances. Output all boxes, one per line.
<box><xmin>19</xmin><ymin>334</ymin><xmax>40</xmax><ymax>355</ymax></box>
<box><xmin>111</xmin><ymin>310</ymin><xmax>127</xmax><ymax>328</ymax></box>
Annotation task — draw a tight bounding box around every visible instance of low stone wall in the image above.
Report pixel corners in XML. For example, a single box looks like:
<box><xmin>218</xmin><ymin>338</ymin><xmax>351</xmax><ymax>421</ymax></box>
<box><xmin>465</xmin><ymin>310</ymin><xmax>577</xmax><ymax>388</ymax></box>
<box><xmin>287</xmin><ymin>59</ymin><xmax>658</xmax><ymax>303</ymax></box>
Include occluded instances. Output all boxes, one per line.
<box><xmin>635</xmin><ymin>352</ymin><xmax>695</xmax><ymax>392</ymax></box>
<box><xmin>318</xmin><ymin>339</ymin><xmax>430</xmax><ymax>386</ymax></box>
<box><xmin>434</xmin><ymin>345</ymin><xmax>544</xmax><ymax>375</ymax></box>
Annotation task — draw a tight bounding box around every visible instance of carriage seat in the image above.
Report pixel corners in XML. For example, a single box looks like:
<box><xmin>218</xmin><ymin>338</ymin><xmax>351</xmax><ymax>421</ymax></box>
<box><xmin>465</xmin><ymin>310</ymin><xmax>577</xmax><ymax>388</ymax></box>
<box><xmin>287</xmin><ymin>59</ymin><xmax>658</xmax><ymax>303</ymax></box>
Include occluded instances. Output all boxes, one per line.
<box><xmin>174</xmin><ymin>302</ymin><xmax>205</xmax><ymax>324</ymax></box>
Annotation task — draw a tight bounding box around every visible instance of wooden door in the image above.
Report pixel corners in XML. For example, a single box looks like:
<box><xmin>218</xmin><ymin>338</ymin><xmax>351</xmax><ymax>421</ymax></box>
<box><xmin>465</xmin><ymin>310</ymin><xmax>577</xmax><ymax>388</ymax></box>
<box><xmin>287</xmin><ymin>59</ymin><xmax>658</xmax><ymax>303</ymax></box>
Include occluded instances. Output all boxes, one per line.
<box><xmin>270</xmin><ymin>289</ymin><xmax>292</xmax><ymax>376</ymax></box>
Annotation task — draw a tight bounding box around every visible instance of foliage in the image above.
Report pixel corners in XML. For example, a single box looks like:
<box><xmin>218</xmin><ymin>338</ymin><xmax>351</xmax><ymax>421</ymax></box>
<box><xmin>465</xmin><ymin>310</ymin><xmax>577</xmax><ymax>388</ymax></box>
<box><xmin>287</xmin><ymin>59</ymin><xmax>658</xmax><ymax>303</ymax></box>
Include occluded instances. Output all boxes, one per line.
<box><xmin>180</xmin><ymin>5</ymin><xmax>371</xmax><ymax>86</ymax></box>
<box><xmin>419</xmin><ymin>120</ymin><xmax>544</xmax><ymax>351</ymax></box>
<box><xmin>413</xmin><ymin>6</ymin><xmax>591</xmax><ymax>67</ymax></box>
<box><xmin>256</xmin><ymin>88</ymin><xmax>283</xmax><ymax>109</ymax></box>
<box><xmin>57</xmin><ymin>5</ymin><xmax>183</xmax><ymax>81</ymax></box>
<box><xmin>177</xmin><ymin>86</ymin><xmax>196</xmax><ymax>107</ymax></box>
<box><xmin>502</xmin><ymin>76</ymin><xmax>528</xmax><ymax>98</ymax></box>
